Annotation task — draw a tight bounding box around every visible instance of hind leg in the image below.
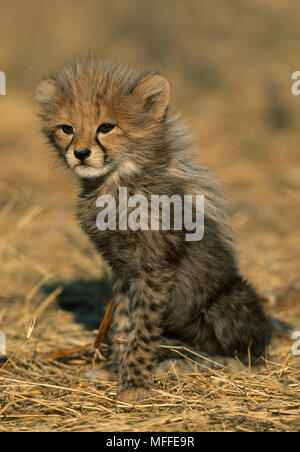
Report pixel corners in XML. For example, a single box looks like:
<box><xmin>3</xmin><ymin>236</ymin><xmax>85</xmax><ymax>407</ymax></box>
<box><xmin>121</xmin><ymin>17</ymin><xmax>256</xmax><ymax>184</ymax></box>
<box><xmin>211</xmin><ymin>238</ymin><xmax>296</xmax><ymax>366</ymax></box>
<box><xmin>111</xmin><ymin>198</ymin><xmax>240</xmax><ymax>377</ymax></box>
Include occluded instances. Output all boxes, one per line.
<box><xmin>154</xmin><ymin>355</ymin><xmax>246</xmax><ymax>376</ymax></box>
<box><xmin>155</xmin><ymin>336</ymin><xmax>247</xmax><ymax>375</ymax></box>
<box><xmin>206</xmin><ymin>276</ymin><xmax>272</xmax><ymax>363</ymax></box>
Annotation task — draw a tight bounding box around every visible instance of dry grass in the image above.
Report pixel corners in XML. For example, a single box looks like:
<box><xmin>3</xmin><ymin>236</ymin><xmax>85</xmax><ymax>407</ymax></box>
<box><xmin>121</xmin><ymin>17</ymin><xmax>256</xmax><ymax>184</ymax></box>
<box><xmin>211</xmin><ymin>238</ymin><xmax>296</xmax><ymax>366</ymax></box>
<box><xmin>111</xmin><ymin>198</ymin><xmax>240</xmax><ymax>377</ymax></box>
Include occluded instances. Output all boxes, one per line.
<box><xmin>0</xmin><ymin>349</ymin><xmax>299</xmax><ymax>432</ymax></box>
<box><xmin>1</xmin><ymin>0</ymin><xmax>300</xmax><ymax>432</ymax></box>
<box><xmin>0</xmin><ymin>95</ymin><xmax>299</xmax><ymax>432</ymax></box>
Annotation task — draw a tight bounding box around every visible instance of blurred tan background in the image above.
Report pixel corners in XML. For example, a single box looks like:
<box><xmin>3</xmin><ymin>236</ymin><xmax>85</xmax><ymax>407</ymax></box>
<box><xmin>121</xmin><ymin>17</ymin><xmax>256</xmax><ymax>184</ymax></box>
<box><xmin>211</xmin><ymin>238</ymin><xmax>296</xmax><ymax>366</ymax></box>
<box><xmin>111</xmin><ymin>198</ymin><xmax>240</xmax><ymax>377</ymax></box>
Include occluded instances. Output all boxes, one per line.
<box><xmin>1</xmin><ymin>0</ymin><xmax>300</xmax><ymax>317</ymax></box>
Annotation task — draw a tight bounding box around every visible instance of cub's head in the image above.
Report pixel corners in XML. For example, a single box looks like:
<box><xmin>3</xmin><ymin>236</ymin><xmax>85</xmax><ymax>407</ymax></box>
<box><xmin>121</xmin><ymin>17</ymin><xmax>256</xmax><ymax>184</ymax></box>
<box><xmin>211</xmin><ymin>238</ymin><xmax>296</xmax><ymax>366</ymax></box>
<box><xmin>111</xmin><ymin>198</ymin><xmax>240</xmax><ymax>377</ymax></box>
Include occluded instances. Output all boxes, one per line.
<box><xmin>36</xmin><ymin>59</ymin><xmax>170</xmax><ymax>179</ymax></box>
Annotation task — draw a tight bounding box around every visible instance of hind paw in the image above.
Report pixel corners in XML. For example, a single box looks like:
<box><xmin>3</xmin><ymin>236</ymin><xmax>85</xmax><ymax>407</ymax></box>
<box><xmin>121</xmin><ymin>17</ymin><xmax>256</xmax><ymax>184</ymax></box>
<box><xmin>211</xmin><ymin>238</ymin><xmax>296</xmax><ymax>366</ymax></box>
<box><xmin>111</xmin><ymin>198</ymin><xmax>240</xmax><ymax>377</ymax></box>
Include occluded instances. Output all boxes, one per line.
<box><xmin>84</xmin><ymin>366</ymin><xmax>118</xmax><ymax>381</ymax></box>
<box><xmin>117</xmin><ymin>387</ymin><xmax>152</xmax><ymax>403</ymax></box>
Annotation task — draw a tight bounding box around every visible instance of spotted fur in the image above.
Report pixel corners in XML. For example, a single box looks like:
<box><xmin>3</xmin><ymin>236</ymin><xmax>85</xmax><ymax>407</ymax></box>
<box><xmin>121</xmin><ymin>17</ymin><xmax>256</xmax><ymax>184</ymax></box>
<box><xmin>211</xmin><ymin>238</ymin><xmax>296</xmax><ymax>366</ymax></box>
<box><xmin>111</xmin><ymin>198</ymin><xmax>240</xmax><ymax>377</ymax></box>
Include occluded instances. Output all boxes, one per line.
<box><xmin>37</xmin><ymin>58</ymin><xmax>273</xmax><ymax>402</ymax></box>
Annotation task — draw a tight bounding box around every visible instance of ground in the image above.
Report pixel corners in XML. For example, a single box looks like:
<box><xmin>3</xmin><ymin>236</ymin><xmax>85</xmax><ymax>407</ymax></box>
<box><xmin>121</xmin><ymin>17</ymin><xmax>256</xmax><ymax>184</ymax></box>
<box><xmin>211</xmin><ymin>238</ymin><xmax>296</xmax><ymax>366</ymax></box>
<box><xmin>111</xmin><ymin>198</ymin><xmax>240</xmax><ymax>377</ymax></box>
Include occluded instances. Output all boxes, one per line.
<box><xmin>0</xmin><ymin>91</ymin><xmax>299</xmax><ymax>432</ymax></box>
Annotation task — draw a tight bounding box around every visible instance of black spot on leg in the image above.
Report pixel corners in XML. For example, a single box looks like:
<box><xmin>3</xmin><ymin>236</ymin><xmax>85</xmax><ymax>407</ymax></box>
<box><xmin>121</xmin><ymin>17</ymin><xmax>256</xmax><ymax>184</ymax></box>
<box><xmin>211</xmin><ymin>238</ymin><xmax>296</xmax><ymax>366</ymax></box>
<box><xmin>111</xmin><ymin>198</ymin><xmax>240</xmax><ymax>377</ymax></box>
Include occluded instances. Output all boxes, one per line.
<box><xmin>119</xmin><ymin>308</ymin><xmax>129</xmax><ymax>317</ymax></box>
<box><xmin>137</xmin><ymin>330</ymin><xmax>151</xmax><ymax>344</ymax></box>
<box><xmin>145</xmin><ymin>277</ymin><xmax>161</xmax><ymax>292</ymax></box>
<box><xmin>142</xmin><ymin>312</ymin><xmax>150</xmax><ymax>323</ymax></box>
<box><xmin>128</xmin><ymin>323</ymin><xmax>135</xmax><ymax>334</ymax></box>
<box><xmin>149</xmin><ymin>302</ymin><xmax>159</xmax><ymax>312</ymax></box>
<box><xmin>132</xmin><ymin>367</ymin><xmax>143</xmax><ymax>377</ymax></box>
<box><xmin>130</xmin><ymin>342</ymin><xmax>139</xmax><ymax>353</ymax></box>
<box><xmin>139</xmin><ymin>341</ymin><xmax>152</xmax><ymax>353</ymax></box>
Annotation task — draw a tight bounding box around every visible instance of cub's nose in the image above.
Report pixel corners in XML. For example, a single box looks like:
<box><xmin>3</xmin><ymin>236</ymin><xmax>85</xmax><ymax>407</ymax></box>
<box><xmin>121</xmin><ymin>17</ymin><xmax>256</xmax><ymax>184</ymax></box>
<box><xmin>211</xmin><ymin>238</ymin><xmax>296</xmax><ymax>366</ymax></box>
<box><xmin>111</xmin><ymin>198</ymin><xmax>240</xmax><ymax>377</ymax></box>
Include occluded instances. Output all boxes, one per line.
<box><xmin>74</xmin><ymin>149</ymin><xmax>91</xmax><ymax>161</ymax></box>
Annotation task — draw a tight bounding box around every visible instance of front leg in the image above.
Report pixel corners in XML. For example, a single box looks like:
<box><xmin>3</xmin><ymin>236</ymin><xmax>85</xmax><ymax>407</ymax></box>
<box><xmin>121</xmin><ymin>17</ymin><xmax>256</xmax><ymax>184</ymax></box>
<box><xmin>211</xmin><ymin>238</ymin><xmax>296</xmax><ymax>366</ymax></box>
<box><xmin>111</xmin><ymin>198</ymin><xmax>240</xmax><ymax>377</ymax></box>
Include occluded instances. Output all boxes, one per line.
<box><xmin>117</xmin><ymin>276</ymin><xmax>170</xmax><ymax>402</ymax></box>
<box><xmin>104</xmin><ymin>280</ymin><xmax>130</xmax><ymax>370</ymax></box>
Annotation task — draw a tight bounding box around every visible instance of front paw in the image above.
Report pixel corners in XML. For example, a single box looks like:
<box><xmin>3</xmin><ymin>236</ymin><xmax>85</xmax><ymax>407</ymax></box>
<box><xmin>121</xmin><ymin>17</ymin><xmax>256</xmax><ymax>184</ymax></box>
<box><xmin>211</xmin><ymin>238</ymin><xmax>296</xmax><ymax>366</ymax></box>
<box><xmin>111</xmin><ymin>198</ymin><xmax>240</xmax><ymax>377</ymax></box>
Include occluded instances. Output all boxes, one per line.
<box><xmin>117</xmin><ymin>386</ymin><xmax>152</xmax><ymax>403</ymax></box>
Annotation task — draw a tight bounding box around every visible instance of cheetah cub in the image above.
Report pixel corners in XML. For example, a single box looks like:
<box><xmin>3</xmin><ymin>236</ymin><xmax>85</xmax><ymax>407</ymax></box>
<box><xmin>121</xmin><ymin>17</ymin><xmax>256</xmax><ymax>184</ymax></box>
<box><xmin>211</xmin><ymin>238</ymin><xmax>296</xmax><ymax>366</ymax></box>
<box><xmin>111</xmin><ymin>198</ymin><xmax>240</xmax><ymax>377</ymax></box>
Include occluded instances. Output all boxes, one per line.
<box><xmin>36</xmin><ymin>58</ymin><xmax>273</xmax><ymax>402</ymax></box>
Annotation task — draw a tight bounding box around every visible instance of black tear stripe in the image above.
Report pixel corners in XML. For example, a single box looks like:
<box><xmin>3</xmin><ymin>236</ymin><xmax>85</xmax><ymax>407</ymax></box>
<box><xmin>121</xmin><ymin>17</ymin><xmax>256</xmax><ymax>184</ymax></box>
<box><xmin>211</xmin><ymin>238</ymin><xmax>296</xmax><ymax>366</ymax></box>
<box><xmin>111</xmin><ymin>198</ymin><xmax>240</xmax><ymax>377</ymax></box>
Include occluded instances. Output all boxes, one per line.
<box><xmin>96</xmin><ymin>136</ymin><xmax>110</xmax><ymax>163</ymax></box>
<box><xmin>65</xmin><ymin>135</ymin><xmax>74</xmax><ymax>153</ymax></box>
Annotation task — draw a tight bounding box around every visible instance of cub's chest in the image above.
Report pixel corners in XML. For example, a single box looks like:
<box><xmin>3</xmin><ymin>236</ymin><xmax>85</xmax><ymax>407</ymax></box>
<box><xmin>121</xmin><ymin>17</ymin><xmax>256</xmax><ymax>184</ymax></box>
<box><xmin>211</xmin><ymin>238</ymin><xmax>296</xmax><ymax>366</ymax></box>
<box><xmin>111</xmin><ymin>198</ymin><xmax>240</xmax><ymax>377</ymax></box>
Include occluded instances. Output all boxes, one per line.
<box><xmin>77</xmin><ymin>195</ymin><xmax>99</xmax><ymax>233</ymax></box>
<box><xmin>76</xmin><ymin>192</ymin><xmax>133</xmax><ymax>257</ymax></box>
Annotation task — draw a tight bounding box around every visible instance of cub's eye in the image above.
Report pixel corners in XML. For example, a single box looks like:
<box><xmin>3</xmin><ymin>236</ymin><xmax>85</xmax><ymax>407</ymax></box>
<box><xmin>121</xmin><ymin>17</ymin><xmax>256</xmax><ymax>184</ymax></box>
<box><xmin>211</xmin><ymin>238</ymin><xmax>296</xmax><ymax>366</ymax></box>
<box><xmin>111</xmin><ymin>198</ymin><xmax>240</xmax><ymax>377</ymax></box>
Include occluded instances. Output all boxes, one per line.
<box><xmin>61</xmin><ymin>125</ymin><xmax>74</xmax><ymax>135</ymax></box>
<box><xmin>97</xmin><ymin>123</ymin><xmax>115</xmax><ymax>134</ymax></box>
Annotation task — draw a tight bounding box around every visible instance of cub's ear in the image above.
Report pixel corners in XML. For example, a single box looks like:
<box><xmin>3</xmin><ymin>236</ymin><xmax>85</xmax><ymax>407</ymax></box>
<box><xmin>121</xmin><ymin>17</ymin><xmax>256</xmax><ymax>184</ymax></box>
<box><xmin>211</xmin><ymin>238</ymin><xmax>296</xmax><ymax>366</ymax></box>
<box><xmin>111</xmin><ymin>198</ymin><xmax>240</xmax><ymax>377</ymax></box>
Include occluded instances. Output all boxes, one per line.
<box><xmin>35</xmin><ymin>78</ymin><xmax>57</xmax><ymax>105</ymax></box>
<box><xmin>133</xmin><ymin>74</ymin><xmax>170</xmax><ymax>120</ymax></box>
